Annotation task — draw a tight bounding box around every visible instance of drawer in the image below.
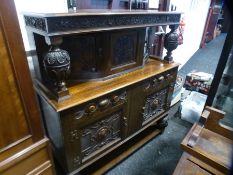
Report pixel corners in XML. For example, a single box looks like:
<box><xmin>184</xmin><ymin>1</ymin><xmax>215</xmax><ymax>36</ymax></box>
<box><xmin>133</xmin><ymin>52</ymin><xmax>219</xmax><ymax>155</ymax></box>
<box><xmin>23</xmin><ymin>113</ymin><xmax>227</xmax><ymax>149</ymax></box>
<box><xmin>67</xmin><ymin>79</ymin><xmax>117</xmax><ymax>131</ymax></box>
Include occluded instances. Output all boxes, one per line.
<box><xmin>62</xmin><ymin>91</ymin><xmax>127</xmax><ymax>123</ymax></box>
<box><xmin>142</xmin><ymin>70</ymin><xmax>176</xmax><ymax>94</ymax></box>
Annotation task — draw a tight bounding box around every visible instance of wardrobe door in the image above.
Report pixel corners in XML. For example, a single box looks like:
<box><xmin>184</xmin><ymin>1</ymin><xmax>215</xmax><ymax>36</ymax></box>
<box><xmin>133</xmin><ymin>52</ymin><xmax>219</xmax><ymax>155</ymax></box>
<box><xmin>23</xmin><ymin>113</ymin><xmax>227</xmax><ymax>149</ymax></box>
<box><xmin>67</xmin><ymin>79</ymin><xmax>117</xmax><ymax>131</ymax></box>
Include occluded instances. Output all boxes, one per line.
<box><xmin>0</xmin><ymin>0</ymin><xmax>55</xmax><ymax>174</ymax></box>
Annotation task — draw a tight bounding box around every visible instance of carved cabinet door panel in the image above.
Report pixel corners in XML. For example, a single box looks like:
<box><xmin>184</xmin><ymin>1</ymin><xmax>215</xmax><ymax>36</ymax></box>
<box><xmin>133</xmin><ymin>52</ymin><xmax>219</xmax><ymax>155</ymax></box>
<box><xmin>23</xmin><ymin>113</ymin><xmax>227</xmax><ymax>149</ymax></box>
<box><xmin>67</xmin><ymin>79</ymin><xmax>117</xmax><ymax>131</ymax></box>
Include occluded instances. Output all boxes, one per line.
<box><xmin>60</xmin><ymin>91</ymin><xmax>128</xmax><ymax>172</ymax></box>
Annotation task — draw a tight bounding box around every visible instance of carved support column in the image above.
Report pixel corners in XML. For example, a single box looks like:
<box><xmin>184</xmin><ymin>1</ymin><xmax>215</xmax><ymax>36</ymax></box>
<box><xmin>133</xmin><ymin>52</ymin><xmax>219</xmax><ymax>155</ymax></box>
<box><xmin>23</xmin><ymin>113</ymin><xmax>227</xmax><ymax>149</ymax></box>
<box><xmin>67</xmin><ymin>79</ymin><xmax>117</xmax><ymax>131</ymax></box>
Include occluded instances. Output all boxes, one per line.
<box><xmin>44</xmin><ymin>36</ymin><xmax>71</xmax><ymax>100</ymax></box>
<box><xmin>164</xmin><ymin>25</ymin><xmax>179</xmax><ymax>63</ymax></box>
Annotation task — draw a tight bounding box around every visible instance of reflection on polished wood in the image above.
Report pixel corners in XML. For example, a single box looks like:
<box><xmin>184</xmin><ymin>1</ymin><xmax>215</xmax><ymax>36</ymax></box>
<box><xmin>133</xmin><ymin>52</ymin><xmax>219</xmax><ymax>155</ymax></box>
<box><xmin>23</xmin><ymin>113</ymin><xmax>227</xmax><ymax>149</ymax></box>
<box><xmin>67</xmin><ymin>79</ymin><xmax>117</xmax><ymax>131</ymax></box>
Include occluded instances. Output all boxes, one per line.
<box><xmin>37</xmin><ymin>59</ymin><xmax>179</xmax><ymax>111</ymax></box>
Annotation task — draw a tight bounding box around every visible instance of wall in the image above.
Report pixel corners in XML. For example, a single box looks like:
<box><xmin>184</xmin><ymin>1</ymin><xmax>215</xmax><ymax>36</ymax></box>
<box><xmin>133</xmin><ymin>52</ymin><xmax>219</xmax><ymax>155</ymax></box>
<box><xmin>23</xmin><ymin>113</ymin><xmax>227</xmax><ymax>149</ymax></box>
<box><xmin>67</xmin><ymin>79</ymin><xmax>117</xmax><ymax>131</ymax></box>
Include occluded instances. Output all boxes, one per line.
<box><xmin>14</xmin><ymin>0</ymin><xmax>68</xmax><ymax>51</ymax></box>
<box><xmin>169</xmin><ymin>0</ymin><xmax>211</xmax><ymax>69</ymax></box>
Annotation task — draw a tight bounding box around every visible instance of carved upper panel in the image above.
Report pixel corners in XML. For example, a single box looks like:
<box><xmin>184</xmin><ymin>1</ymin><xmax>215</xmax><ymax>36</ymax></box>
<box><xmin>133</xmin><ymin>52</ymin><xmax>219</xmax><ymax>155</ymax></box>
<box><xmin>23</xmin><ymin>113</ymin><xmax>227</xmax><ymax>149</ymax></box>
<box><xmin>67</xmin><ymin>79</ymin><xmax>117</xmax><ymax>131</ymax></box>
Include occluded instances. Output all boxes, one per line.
<box><xmin>24</xmin><ymin>11</ymin><xmax>181</xmax><ymax>36</ymax></box>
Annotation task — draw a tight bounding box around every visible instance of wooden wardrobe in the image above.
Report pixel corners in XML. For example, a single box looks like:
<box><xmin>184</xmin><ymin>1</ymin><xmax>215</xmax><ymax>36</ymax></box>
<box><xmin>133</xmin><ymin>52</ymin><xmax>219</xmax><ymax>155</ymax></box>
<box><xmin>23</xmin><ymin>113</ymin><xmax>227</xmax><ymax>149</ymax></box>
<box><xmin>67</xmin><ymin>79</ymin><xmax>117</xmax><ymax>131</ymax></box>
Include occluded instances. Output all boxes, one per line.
<box><xmin>0</xmin><ymin>0</ymin><xmax>55</xmax><ymax>174</ymax></box>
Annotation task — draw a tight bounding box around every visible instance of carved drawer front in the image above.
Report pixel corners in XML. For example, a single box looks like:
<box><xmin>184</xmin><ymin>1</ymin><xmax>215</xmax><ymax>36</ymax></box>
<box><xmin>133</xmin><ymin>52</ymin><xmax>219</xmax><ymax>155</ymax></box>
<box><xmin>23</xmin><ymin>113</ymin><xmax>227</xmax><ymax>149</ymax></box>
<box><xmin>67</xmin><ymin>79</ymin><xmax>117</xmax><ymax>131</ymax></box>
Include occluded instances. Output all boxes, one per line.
<box><xmin>142</xmin><ymin>88</ymin><xmax>168</xmax><ymax>124</ymax></box>
<box><xmin>143</xmin><ymin>70</ymin><xmax>176</xmax><ymax>93</ymax></box>
<box><xmin>68</xmin><ymin>91</ymin><xmax>127</xmax><ymax>121</ymax></box>
<box><xmin>80</xmin><ymin>110</ymin><xmax>122</xmax><ymax>161</ymax></box>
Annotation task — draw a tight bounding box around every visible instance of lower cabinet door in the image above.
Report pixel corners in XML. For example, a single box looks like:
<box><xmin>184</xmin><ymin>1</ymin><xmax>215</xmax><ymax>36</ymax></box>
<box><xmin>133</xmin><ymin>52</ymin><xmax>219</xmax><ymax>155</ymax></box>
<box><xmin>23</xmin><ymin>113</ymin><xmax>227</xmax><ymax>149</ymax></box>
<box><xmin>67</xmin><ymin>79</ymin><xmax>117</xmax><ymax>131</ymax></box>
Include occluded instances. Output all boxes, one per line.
<box><xmin>61</xmin><ymin>91</ymin><xmax>128</xmax><ymax>172</ymax></box>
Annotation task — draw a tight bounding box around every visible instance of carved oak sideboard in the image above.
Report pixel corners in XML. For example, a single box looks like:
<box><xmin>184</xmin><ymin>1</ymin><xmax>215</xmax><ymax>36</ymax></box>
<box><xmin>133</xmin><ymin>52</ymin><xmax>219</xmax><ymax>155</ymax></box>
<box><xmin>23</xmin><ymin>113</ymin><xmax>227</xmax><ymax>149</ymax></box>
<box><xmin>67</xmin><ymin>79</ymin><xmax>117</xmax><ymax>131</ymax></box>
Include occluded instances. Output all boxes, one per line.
<box><xmin>24</xmin><ymin>10</ymin><xmax>181</xmax><ymax>174</ymax></box>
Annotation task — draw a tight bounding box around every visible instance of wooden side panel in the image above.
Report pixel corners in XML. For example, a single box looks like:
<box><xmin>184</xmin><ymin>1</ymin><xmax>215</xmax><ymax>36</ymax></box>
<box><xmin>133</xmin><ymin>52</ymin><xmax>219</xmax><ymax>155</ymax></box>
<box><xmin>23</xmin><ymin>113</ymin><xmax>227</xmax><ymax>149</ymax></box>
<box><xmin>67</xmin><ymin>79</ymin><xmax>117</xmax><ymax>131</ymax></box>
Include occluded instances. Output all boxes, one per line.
<box><xmin>0</xmin><ymin>0</ymin><xmax>43</xmax><ymax>145</ymax></box>
<box><xmin>0</xmin><ymin>0</ymin><xmax>55</xmax><ymax>174</ymax></box>
<box><xmin>0</xmin><ymin>22</ymin><xmax>29</xmax><ymax>149</ymax></box>
<box><xmin>0</xmin><ymin>139</ymin><xmax>54</xmax><ymax>175</ymax></box>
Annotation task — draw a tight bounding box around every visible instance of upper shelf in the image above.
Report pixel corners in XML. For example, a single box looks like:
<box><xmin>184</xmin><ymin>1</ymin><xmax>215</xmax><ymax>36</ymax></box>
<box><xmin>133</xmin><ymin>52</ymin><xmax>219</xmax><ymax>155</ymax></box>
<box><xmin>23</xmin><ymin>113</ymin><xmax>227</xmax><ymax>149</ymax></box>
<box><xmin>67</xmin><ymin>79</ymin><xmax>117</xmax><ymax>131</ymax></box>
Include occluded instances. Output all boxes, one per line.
<box><xmin>23</xmin><ymin>10</ymin><xmax>182</xmax><ymax>36</ymax></box>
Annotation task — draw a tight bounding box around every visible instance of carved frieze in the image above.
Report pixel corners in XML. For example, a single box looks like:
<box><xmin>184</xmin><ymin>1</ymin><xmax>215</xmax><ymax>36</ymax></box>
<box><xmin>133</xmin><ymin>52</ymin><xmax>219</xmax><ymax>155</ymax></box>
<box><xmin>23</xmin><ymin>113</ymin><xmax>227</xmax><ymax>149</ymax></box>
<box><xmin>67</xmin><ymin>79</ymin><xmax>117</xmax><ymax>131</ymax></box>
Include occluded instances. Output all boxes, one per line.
<box><xmin>24</xmin><ymin>16</ymin><xmax>46</xmax><ymax>31</ymax></box>
<box><xmin>24</xmin><ymin>13</ymin><xmax>181</xmax><ymax>35</ymax></box>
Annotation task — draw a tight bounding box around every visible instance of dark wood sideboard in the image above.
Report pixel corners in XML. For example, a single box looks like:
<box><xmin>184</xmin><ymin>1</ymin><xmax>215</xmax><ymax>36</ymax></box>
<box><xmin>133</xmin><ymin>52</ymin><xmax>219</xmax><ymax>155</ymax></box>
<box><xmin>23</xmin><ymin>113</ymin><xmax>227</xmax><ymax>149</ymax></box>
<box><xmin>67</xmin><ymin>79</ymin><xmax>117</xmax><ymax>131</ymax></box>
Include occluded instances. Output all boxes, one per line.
<box><xmin>0</xmin><ymin>0</ymin><xmax>55</xmax><ymax>174</ymax></box>
<box><xmin>24</xmin><ymin>10</ymin><xmax>181</xmax><ymax>174</ymax></box>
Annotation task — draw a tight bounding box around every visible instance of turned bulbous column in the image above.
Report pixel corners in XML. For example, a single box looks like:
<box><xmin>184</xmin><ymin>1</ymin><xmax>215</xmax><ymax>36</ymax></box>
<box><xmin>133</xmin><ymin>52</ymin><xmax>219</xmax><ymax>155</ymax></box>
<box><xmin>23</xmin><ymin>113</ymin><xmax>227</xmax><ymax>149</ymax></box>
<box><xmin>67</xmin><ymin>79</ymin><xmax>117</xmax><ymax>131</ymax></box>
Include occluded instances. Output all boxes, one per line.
<box><xmin>164</xmin><ymin>25</ymin><xmax>179</xmax><ymax>63</ymax></box>
<box><xmin>43</xmin><ymin>36</ymin><xmax>71</xmax><ymax>100</ymax></box>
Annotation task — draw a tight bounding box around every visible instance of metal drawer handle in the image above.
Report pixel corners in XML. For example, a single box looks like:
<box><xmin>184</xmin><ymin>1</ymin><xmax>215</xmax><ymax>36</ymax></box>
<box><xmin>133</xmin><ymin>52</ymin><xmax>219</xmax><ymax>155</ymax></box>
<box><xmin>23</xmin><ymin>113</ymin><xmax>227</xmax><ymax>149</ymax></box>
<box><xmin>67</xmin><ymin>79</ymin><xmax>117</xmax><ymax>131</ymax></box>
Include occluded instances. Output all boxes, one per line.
<box><xmin>99</xmin><ymin>99</ymin><xmax>110</xmax><ymax>109</ymax></box>
<box><xmin>112</xmin><ymin>95</ymin><xmax>120</xmax><ymax>103</ymax></box>
<box><xmin>158</xmin><ymin>76</ymin><xmax>165</xmax><ymax>82</ymax></box>
<box><xmin>96</xmin><ymin>126</ymin><xmax>111</xmax><ymax>141</ymax></box>
<box><xmin>86</xmin><ymin>105</ymin><xmax>97</xmax><ymax>114</ymax></box>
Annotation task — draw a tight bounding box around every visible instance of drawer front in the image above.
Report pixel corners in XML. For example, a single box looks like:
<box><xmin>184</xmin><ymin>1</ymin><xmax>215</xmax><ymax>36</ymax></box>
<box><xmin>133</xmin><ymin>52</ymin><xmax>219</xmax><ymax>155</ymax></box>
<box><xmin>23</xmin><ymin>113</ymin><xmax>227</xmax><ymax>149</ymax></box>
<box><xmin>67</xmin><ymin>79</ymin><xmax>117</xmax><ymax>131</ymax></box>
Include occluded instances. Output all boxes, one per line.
<box><xmin>142</xmin><ymin>70</ymin><xmax>176</xmax><ymax>94</ymax></box>
<box><xmin>61</xmin><ymin>91</ymin><xmax>128</xmax><ymax>171</ymax></box>
<box><xmin>63</xmin><ymin>91</ymin><xmax>127</xmax><ymax>122</ymax></box>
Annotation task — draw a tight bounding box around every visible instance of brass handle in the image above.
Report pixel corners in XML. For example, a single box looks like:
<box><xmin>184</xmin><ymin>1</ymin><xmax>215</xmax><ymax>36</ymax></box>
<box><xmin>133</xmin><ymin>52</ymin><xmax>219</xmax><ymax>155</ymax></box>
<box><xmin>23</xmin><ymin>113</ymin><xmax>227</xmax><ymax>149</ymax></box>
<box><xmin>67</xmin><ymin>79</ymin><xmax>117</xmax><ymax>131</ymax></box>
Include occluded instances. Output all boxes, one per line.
<box><xmin>86</xmin><ymin>105</ymin><xmax>97</xmax><ymax>114</ymax></box>
<box><xmin>96</xmin><ymin>126</ymin><xmax>111</xmax><ymax>141</ymax></box>
<box><xmin>112</xmin><ymin>95</ymin><xmax>120</xmax><ymax>103</ymax></box>
<box><xmin>99</xmin><ymin>99</ymin><xmax>110</xmax><ymax>108</ymax></box>
<box><xmin>166</xmin><ymin>73</ymin><xmax>170</xmax><ymax>79</ymax></box>
<box><xmin>158</xmin><ymin>76</ymin><xmax>165</xmax><ymax>82</ymax></box>
<box><xmin>144</xmin><ymin>82</ymin><xmax>151</xmax><ymax>91</ymax></box>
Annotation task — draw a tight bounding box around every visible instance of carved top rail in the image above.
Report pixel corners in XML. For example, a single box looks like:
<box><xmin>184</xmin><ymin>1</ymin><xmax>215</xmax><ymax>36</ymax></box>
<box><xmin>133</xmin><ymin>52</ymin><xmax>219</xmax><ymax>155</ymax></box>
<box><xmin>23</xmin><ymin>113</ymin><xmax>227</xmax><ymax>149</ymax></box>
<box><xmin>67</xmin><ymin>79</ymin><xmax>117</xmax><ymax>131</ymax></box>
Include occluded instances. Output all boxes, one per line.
<box><xmin>24</xmin><ymin>10</ymin><xmax>182</xmax><ymax>36</ymax></box>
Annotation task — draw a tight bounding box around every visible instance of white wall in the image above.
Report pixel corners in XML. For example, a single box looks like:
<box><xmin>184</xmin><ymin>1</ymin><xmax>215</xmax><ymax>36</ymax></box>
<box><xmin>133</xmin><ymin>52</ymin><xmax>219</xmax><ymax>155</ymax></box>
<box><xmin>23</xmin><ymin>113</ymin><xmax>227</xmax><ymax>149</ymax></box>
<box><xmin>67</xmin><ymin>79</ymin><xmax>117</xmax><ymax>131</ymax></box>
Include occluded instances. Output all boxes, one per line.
<box><xmin>14</xmin><ymin>0</ymin><xmax>68</xmax><ymax>51</ymax></box>
<box><xmin>169</xmin><ymin>0</ymin><xmax>211</xmax><ymax>69</ymax></box>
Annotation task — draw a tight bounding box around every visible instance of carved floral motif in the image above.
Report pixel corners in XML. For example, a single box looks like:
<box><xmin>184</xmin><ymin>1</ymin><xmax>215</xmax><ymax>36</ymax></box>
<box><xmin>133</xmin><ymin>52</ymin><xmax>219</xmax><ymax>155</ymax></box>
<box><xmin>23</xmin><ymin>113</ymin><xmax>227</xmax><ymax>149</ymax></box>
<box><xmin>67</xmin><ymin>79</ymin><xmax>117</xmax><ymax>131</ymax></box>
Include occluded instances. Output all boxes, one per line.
<box><xmin>142</xmin><ymin>88</ymin><xmax>168</xmax><ymax>121</ymax></box>
<box><xmin>80</xmin><ymin>112</ymin><xmax>122</xmax><ymax>159</ymax></box>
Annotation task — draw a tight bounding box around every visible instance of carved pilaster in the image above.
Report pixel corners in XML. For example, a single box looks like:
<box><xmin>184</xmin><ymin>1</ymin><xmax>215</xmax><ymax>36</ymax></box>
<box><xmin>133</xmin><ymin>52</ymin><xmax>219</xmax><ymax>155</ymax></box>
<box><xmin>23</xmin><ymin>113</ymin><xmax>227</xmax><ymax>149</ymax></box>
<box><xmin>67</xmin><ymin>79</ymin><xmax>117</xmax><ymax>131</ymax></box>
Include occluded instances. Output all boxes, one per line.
<box><xmin>43</xmin><ymin>36</ymin><xmax>71</xmax><ymax>100</ymax></box>
<box><xmin>70</xmin><ymin>129</ymin><xmax>79</xmax><ymax>142</ymax></box>
<box><xmin>73</xmin><ymin>155</ymin><xmax>81</xmax><ymax>167</ymax></box>
<box><xmin>164</xmin><ymin>25</ymin><xmax>179</xmax><ymax>63</ymax></box>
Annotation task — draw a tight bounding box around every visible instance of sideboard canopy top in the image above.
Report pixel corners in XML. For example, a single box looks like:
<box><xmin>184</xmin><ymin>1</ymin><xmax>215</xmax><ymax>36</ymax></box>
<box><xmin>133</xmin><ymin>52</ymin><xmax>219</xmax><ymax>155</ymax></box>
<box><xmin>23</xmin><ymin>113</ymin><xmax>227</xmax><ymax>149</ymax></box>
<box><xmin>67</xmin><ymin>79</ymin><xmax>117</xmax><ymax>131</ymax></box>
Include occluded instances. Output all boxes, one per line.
<box><xmin>24</xmin><ymin>10</ymin><xmax>182</xmax><ymax>36</ymax></box>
